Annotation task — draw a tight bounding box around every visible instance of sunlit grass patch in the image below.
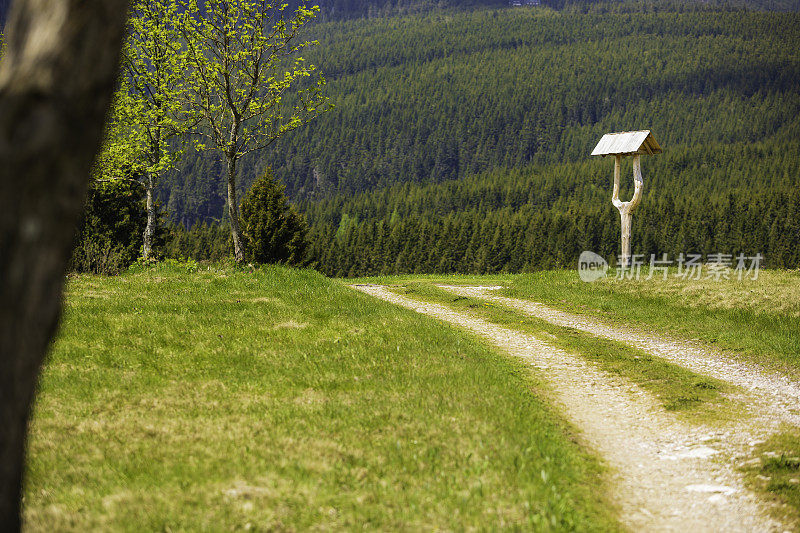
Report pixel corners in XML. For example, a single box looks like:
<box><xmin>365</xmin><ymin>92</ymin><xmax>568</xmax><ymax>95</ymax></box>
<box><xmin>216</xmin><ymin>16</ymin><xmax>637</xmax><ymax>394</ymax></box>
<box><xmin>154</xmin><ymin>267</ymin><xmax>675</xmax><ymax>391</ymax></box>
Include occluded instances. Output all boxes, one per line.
<box><xmin>24</xmin><ymin>265</ymin><xmax>619</xmax><ymax>531</ymax></box>
<box><xmin>593</xmin><ymin>269</ymin><xmax>800</xmax><ymax>318</ymax></box>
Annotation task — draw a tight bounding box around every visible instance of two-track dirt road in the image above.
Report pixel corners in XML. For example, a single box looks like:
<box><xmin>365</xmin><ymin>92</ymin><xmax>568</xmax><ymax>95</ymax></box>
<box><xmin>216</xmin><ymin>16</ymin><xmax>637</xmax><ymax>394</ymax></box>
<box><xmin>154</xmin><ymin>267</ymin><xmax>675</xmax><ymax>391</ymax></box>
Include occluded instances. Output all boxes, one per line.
<box><xmin>352</xmin><ymin>284</ymin><xmax>795</xmax><ymax>532</ymax></box>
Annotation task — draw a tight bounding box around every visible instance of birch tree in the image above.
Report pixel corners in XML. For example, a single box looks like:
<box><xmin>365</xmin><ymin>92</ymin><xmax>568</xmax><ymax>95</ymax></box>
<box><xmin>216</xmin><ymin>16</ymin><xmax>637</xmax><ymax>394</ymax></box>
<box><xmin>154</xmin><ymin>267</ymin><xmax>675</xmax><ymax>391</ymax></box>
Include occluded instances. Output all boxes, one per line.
<box><xmin>179</xmin><ymin>0</ymin><xmax>330</xmax><ymax>262</ymax></box>
<box><xmin>104</xmin><ymin>0</ymin><xmax>194</xmax><ymax>259</ymax></box>
<box><xmin>0</xmin><ymin>0</ymin><xmax>128</xmax><ymax>528</ymax></box>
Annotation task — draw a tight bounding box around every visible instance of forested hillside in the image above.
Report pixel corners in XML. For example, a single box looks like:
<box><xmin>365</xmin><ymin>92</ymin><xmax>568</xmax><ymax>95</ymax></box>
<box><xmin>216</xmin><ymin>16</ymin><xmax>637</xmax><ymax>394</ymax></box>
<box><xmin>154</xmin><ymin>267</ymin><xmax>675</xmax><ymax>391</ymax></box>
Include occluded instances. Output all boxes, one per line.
<box><xmin>160</xmin><ymin>5</ymin><xmax>800</xmax><ymax>275</ymax></box>
<box><xmin>4</xmin><ymin>0</ymin><xmax>799</xmax><ymax>30</ymax></box>
<box><xmin>269</xmin><ymin>0</ymin><xmax>800</xmax><ymax>23</ymax></box>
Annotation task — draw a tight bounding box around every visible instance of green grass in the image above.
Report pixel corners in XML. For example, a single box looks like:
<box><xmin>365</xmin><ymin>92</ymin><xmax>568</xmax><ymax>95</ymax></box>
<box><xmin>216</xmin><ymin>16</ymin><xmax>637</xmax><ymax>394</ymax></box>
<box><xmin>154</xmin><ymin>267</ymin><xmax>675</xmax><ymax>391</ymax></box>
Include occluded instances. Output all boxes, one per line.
<box><xmin>741</xmin><ymin>430</ymin><xmax>800</xmax><ymax>526</ymax></box>
<box><xmin>23</xmin><ymin>264</ymin><xmax>619</xmax><ymax>531</ymax></box>
<box><xmin>388</xmin><ymin>282</ymin><xmax>738</xmax><ymax>424</ymax></box>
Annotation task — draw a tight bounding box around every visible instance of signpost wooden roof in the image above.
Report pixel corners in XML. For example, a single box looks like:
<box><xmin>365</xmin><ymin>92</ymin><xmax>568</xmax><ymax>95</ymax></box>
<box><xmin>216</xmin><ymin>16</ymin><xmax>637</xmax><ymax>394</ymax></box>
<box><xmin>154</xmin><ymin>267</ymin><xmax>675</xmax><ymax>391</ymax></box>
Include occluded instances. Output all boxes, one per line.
<box><xmin>591</xmin><ymin>130</ymin><xmax>662</xmax><ymax>157</ymax></box>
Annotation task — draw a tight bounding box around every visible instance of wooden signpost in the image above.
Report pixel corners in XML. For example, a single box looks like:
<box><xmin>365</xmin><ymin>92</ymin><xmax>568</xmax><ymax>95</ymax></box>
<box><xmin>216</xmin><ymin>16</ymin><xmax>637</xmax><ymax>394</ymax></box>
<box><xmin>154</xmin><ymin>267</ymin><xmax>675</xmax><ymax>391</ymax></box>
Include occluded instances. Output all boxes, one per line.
<box><xmin>591</xmin><ymin>130</ymin><xmax>662</xmax><ymax>267</ymax></box>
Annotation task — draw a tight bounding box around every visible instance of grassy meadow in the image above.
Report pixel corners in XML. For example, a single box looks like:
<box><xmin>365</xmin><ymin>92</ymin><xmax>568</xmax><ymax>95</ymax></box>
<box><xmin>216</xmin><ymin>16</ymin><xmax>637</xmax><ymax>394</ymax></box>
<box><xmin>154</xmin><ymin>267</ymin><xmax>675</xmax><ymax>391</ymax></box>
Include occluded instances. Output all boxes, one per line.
<box><xmin>24</xmin><ymin>265</ymin><xmax>800</xmax><ymax>530</ymax></box>
<box><xmin>23</xmin><ymin>264</ymin><xmax>618</xmax><ymax>531</ymax></box>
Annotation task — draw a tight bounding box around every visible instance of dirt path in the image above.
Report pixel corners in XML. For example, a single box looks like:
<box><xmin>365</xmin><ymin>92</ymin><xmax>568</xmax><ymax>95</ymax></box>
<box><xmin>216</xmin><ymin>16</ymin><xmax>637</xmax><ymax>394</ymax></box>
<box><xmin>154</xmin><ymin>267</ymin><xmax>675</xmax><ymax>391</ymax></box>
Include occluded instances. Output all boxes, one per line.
<box><xmin>438</xmin><ymin>285</ymin><xmax>800</xmax><ymax>432</ymax></box>
<box><xmin>351</xmin><ymin>284</ymin><xmax>786</xmax><ymax>532</ymax></box>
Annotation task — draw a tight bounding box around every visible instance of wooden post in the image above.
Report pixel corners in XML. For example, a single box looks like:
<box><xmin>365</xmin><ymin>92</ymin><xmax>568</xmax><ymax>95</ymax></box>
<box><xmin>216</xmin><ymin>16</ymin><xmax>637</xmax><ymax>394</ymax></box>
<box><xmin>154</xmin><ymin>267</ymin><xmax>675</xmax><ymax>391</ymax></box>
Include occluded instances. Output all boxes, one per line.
<box><xmin>611</xmin><ymin>154</ymin><xmax>643</xmax><ymax>268</ymax></box>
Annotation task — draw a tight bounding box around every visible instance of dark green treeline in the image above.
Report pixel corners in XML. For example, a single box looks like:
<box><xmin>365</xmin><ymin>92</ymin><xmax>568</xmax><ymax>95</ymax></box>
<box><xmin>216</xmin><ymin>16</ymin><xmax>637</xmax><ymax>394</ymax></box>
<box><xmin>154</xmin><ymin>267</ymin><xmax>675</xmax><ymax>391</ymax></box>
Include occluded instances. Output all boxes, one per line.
<box><xmin>301</xmin><ymin>142</ymin><xmax>800</xmax><ymax>276</ymax></box>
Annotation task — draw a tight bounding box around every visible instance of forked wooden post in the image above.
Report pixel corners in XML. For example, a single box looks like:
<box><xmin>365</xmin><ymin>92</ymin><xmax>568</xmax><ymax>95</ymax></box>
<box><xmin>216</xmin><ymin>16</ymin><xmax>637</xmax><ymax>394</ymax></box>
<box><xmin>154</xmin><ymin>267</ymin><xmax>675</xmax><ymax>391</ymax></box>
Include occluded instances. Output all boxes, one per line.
<box><xmin>612</xmin><ymin>154</ymin><xmax>643</xmax><ymax>267</ymax></box>
<box><xmin>591</xmin><ymin>131</ymin><xmax>661</xmax><ymax>268</ymax></box>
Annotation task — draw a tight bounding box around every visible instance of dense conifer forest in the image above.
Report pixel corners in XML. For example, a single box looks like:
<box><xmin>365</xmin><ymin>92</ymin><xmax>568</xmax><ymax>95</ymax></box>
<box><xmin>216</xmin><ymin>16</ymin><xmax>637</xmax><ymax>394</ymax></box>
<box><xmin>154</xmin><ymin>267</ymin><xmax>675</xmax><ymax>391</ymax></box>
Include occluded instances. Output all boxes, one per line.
<box><xmin>157</xmin><ymin>4</ymin><xmax>800</xmax><ymax>275</ymax></box>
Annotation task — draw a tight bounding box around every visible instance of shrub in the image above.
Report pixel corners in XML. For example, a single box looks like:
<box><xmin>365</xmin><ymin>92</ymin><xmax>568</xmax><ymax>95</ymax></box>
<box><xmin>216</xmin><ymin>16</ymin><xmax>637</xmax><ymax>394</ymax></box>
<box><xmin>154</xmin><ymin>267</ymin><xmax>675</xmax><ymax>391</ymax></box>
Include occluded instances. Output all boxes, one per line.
<box><xmin>69</xmin><ymin>239</ymin><xmax>130</xmax><ymax>275</ymax></box>
<box><xmin>70</xmin><ymin>179</ymin><xmax>148</xmax><ymax>274</ymax></box>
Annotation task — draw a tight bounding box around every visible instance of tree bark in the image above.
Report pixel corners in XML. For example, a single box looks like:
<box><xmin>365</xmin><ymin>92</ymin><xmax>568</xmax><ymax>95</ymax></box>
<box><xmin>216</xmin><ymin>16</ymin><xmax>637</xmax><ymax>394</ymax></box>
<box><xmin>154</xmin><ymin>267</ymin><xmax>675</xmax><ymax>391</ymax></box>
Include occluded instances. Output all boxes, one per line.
<box><xmin>143</xmin><ymin>172</ymin><xmax>156</xmax><ymax>259</ymax></box>
<box><xmin>0</xmin><ymin>1</ymin><xmax>128</xmax><ymax>529</ymax></box>
<box><xmin>226</xmin><ymin>155</ymin><xmax>245</xmax><ymax>262</ymax></box>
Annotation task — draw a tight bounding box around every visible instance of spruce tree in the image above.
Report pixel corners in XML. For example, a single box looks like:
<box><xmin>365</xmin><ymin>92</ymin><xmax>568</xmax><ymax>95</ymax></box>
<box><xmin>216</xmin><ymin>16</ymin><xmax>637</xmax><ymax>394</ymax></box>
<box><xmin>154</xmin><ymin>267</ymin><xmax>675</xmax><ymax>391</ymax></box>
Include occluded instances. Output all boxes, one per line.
<box><xmin>240</xmin><ymin>169</ymin><xmax>309</xmax><ymax>265</ymax></box>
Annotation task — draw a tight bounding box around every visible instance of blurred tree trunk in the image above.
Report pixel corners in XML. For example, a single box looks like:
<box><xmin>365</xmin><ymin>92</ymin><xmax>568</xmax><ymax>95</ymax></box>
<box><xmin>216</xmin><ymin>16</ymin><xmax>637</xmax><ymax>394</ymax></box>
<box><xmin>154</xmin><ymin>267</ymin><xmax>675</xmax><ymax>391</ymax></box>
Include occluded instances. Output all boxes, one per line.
<box><xmin>0</xmin><ymin>0</ymin><xmax>129</xmax><ymax>529</ymax></box>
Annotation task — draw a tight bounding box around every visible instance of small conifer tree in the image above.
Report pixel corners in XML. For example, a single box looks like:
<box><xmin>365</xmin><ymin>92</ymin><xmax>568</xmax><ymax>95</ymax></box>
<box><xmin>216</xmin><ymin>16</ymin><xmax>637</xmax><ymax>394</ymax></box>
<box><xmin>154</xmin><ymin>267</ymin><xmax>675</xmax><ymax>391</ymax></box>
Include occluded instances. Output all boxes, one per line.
<box><xmin>240</xmin><ymin>169</ymin><xmax>309</xmax><ymax>265</ymax></box>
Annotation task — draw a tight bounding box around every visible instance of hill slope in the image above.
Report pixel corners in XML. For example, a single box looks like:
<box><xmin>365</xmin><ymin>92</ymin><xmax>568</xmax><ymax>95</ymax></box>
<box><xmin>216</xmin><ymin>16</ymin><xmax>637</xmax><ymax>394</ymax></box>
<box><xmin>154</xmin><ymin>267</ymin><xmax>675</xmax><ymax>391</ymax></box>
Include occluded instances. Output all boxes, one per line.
<box><xmin>160</xmin><ymin>5</ymin><xmax>800</xmax><ymax>274</ymax></box>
